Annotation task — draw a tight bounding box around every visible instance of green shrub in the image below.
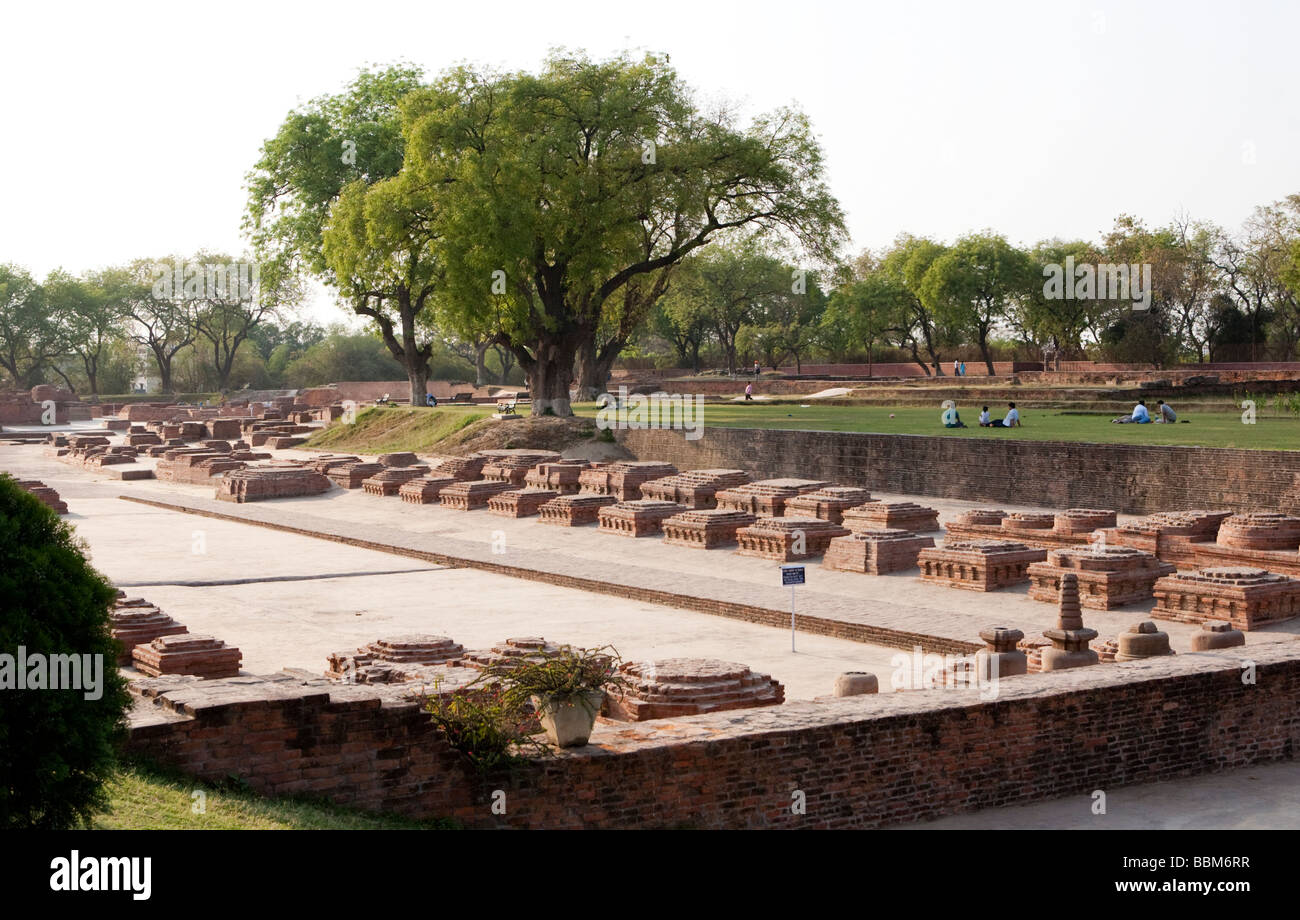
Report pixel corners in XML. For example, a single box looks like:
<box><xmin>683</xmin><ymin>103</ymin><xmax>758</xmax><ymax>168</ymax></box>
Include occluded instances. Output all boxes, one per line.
<box><xmin>0</xmin><ymin>474</ymin><xmax>132</xmax><ymax>828</ymax></box>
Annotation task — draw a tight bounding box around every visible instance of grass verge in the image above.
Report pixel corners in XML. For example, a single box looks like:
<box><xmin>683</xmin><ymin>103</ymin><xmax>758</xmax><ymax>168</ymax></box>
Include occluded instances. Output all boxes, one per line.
<box><xmin>93</xmin><ymin>761</ymin><xmax>457</xmax><ymax>830</ymax></box>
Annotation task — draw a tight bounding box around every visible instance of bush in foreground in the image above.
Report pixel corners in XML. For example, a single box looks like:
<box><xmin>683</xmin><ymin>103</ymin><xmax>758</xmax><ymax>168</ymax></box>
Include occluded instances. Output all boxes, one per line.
<box><xmin>0</xmin><ymin>474</ymin><xmax>131</xmax><ymax>828</ymax></box>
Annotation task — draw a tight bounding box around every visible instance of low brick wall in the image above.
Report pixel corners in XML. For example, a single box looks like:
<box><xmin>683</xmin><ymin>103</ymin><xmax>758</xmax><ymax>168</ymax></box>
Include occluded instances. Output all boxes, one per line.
<box><xmin>125</xmin><ymin>644</ymin><xmax>1300</xmax><ymax>828</ymax></box>
<box><xmin>616</xmin><ymin>428</ymin><xmax>1300</xmax><ymax>515</ymax></box>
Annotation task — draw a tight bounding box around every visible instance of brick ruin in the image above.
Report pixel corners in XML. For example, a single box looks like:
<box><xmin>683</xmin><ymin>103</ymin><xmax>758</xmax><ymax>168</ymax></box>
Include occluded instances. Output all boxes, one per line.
<box><xmin>714</xmin><ymin>478</ymin><xmax>831</xmax><ymax>517</ymax></box>
<box><xmin>133</xmin><ymin>634</ymin><xmax>242</xmax><ymax>679</ymax></box>
<box><xmin>823</xmin><ymin>528</ymin><xmax>935</xmax><ymax>574</ymax></box>
<box><xmin>438</xmin><ymin>479</ymin><xmax>516</xmax><ymax>510</ymax></box>
<box><xmin>537</xmin><ymin>493</ymin><xmax>618</xmax><ymax>526</ymax></box>
<box><xmin>110</xmin><ymin>597</ymin><xmax>188</xmax><ymax>665</ymax></box>
<box><xmin>783</xmin><ymin>486</ymin><xmax>874</xmax><ymax>524</ymax></box>
<box><xmin>1151</xmin><ymin>567</ymin><xmax>1300</xmax><ymax>630</ymax></box>
<box><xmin>734</xmin><ymin>516</ymin><xmax>850</xmax><ymax>561</ymax></box>
<box><xmin>14</xmin><ymin>479</ymin><xmax>68</xmax><ymax>513</ymax></box>
<box><xmin>480</xmin><ymin>449</ymin><xmax>563</xmax><ymax>486</ymax></box>
<box><xmin>1189</xmin><ymin>620</ymin><xmax>1247</xmax><ymax>651</ymax></box>
<box><xmin>524</xmin><ymin>459</ymin><xmax>598</xmax><ymax>494</ymax></box>
<box><xmin>434</xmin><ymin>455</ymin><xmax>489</xmax><ymax>482</ymax></box>
<box><xmin>1026</xmin><ymin>547</ymin><xmax>1175</xmax><ymax>609</ymax></box>
<box><xmin>1105</xmin><ymin>510</ymin><xmax>1233</xmax><ymax>567</ymax></box>
<box><xmin>661</xmin><ymin>509</ymin><xmax>758</xmax><ymax>549</ymax></box>
<box><xmin>216</xmin><ymin>465</ymin><xmax>333</xmax><ymax>503</ymax></box>
<box><xmin>578</xmin><ymin>460</ymin><xmax>678</xmax><ymax>501</ymax></box>
<box><xmin>1190</xmin><ymin>513</ymin><xmax>1300</xmax><ymax>577</ymax></box>
<box><xmin>605</xmin><ymin>658</ymin><xmax>785</xmax><ymax>721</ymax></box>
<box><xmin>361</xmin><ymin>465</ymin><xmax>431</xmax><ymax>496</ymax></box>
<box><xmin>326</xmin><ymin>635</ymin><xmax>468</xmax><ymax>683</ymax></box>
<box><xmin>457</xmin><ymin>637</ymin><xmax>565</xmax><ymax>671</ymax></box>
<box><xmin>488</xmin><ymin>488</ymin><xmax>560</xmax><ymax>517</ymax></box>
<box><xmin>639</xmin><ymin>469</ymin><xmax>751</xmax><ymax>509</ymax></box>
<box><xmin>918</xmin><ymin>540</ymin><xmax>1047</xmax><ymax>591</ymax></box>
<box><xmin>946</xmin><ymin>507</ymin><xmax>1118</xmax><ymax>549</ymax></box>
<box><xmin>597</xmin><ymin>499</ymin><xmax>689</xmax><ymax>537</ymax></box>
<box><xmin>842</xmin><ymin>501</ymin><xmax>940</xmax><ymax>534</ymax></box>
<box><xmin>399</xmin><ymin>475</ymin><xmax>460</xmax><ymax>505</ymax></box>
<box><xmin>327</xmin><ymin>461</ymin><xmax>386</xmax><ymax>489</ymax></box>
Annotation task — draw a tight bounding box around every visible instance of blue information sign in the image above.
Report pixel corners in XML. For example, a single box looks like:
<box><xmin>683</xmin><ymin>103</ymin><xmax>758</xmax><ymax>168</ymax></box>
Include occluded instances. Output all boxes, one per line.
<box><xmin>781</xmin><ymin>565</ymin><xmax>806</xmax><ymax>586</ymax></box>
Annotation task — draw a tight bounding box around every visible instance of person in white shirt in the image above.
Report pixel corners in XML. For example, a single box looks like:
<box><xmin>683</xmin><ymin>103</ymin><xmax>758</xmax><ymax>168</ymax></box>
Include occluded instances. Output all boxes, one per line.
<box><xmin>1113</xmin><ymin>399</ymin><xmax>1151</xmax><ymax>423</ymax></box>
<box><xmin>996</xmin><ymin>402</ymin><xmax>1020</xmax><ymax>427</ymax></box>
<box><xmin>978</xmin><ymin>406</ymin><xmax>992</xmax><ymax>427</ymax></box>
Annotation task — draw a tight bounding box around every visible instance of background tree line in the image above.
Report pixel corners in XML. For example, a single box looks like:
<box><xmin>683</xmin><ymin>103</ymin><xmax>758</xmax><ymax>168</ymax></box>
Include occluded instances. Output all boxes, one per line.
<box><xmin>0</xmin><ymin>255</ymin><xmax>522</xmax><ymax>396</ymax></box>
<box><xmin>7</xmin><ymin>53</ymin><xmax>1300</xmax><ymax>402</ymax></box>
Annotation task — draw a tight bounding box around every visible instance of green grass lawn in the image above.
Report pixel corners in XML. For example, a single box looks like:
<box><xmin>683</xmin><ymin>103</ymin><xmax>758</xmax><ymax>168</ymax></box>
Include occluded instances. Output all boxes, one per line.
<box><xmin>304</xmin><ymin>405</ymin><xmax>490</xmax><ymax>454</ymax></box>
<box><xmin>570</xmin><ymin>401</ymin><xmax>1300</xmax><ymax>451</ymax></box>
<box><xmin>93</xmin><ymin>763</ymin><xmax>456</xmax><ymax>830</ymax></box>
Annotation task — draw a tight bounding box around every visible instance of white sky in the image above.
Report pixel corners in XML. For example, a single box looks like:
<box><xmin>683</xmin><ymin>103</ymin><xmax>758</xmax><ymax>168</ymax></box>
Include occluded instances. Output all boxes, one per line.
<box><xmin>3</xmin><ymin>0</ymin><xmax>1297</xmax><ymax>325</ymax></box>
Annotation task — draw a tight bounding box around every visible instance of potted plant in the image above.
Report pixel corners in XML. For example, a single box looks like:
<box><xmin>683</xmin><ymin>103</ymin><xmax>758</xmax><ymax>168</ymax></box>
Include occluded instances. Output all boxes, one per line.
<box><xmin>495</xmin><ymin>645</ymin><xmax>628</xmax><ymax>748</ymax></box>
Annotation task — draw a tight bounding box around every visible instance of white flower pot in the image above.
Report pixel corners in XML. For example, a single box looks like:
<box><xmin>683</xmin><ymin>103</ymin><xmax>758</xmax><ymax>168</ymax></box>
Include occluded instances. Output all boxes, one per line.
<box><xmin>533</xmin><ymin>690</ymin><xmax>604</xmax><ymax>747</ymax></box>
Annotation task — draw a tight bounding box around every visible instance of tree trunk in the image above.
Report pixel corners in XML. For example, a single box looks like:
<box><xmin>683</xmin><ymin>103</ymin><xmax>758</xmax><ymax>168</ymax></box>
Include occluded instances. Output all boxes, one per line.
<box><xmin>573</xmin><ymin>336</ymin><xmax>601</xmax><ymax>402</ymax></box>
<box><xmin>474</xmin><ymin>342</ymin><xmax>490</xmax><ymax>387</ymax></box>
<box><xmin>524</xmin><ymin>335</ymin><xmax>579</xmax><ymax>417</ymax></box>
<box><xmin>408</xmin><ymin>365</ymin><xmax>428</xmax><ymax>406</ymax></box>
<box><xmin>154</xmin><ymin>347</ymin><xmax>174</xmax><ymax>394</ymax></box>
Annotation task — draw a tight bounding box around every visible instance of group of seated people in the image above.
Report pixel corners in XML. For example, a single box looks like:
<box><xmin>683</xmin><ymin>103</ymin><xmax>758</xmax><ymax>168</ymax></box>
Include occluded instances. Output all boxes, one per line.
<box><xmin>943</xmin><ymin>402</ymin><xmax>1021</xmax><ymax>429</ymax></box>
<box><xmin>1112</xmin><ymin>399</ymin><xmax>1176</xmax><ymax>424</ymax></box>
<box><xmin>941</xmin><ymin>398</ymin><xmax>1180</xmax><ymax>430</ymax></box>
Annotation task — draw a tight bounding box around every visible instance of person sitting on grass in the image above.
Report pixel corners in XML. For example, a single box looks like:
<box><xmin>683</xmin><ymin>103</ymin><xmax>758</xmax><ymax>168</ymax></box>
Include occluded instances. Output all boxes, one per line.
<box><xmin>978</xmin><ymin>406</ymin><xmax>992</xmax><ymax>427</ymax></box>
<box><xmin>1112</xmin><ymin>399</ymin><xmax>1151</xmax><ymax>423</ymax></box>
<box><xmin>990</xmin><ymin>402</ymin><xmax>1021</xmax><ymax>428</ymax></box>
<box><xmin>1155</xmin><ymin>399</ymin><xmax>1176</xmax><ymax>423</ymax></box>
<box><xmin>942</xmin><ymin>405</ymin><xmax>967</xmax><ymax>428</ymax></box>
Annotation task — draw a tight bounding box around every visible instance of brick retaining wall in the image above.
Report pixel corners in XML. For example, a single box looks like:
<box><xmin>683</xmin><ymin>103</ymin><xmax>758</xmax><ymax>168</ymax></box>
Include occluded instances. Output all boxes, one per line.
<box><xmin>125</xmin><ymin>643</ymin><xmax>1300</xmax><ymax>828</ymax></box>
<box><xmin>616</xmin><ymin>428</ymin><xmax>1300</xmax><ymax>515</ymax></box>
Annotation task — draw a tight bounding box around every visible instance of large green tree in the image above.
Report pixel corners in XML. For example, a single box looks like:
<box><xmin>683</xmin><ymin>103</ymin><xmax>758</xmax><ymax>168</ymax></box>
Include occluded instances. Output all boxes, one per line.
<box><xmin>247</xmin><ymin>65</ymin><xmax>432</xmax><ymax>403</ymax></box>
<box><xmin>879</xmin><ymin>236</ymin><xmax>950</xmax><ymax>375</ymax></box>
<box><xmin>44</xmin><ymin>269</ymin><xmax>129</xmax><ymax>396</ymax></box>
<box><xmin>0</xmin><ymin>264</ymin><xmax>59</xmax><ymax>388</ymax></box>
<box><xmin>321</xmin><ymin>173</ymin><xmax>442</xmax><ymax>404</ymax></box>
<box><xmin>921</xmin><ymin>232</ymin><xmax>1035</xmax><ymax>374</ymax></box>
<box><xmin>403</xmin><ymin>52</ymin><xmax>845</xmax><ymax>415</ymax></box>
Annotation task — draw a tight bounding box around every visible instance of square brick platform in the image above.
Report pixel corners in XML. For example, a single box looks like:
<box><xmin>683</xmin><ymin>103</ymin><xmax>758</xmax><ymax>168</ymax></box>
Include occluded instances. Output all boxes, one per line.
<box><xmin>361</xmin><ymin>465</ymin><xmax>430</xmax><ymax>496</ymax></box>
<box><xmin>843</xmin><ymin>501</ymin><xmax>941</xmax><ymax>534</ymax></box>
<box><xmin>538</xmin><ymin>493</ymin><xmax>618</xmax><ymax>526</ymax></box>
<box><xmin>714</xmin><ymin>479</ymin><xmax>832</xmax><ymax>517</ymax></box>
<box><xmin>640</xmin><ymin>469</ymin><xmax>752</xmax><ymax>509</ymax></box>
<box><xmin>488</xmin><ymin>489</ymin><xmax>560</xmax><ymax>518</ymax></box>
<box><xmin>398</xmin><ymin>475</ymin><xmax>459</xmax><ymax>504</ymax></box>
<box><xmin>438</xmin><ymin>479</ymin><xmax>515</xmax><ymax>510</ymax></box>
<box><xmin>578</xmin><ymin>461</ymin><xmax>678</xmax><ymax>501</ymax></box>
<box><xmin>132</xmin><ymin>634</ymin><xmax>242</xmax><ymax>679</ymax></box>
<box><xmin>823</xmin><ymin>529</ymin><xmax>935</xmax><ymax>574</ymax></box>
<box><xmin>734</xmin><ymin>516</ymin><xmax>850</xmax><ymax>561</ymax></box>
<box><xmin>783</xmin><ymin>486</ymin><xmax>874</xmax><ymax>524</ymax></box>
<box><xmin>1152</xmin><ymin>567</ymin><xmax>1300</xmax><ymax>630</ymax></box>
<box><xmin>597</xmin><ymin>499</ymin><xmax>688</xmax><ymax>537</ymax></box>
<box><xmin>1027</xmin><ymin>547</ymin><xmax>1176</xmax><ymax>609</ymax></box>
<box><xmin>661</xmin><ymin>509</ymin><xmax>758</xmax><ymax>549</ymax></box>
<box><xmin>327</xmin><ymin>462</ymin><xmax>385</xmax><ymax>489</ymax></box>
<box><xmin>918</xmin><ymin>540</ymin><xmax>1047</xmax><ymax>591</ymax></box>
